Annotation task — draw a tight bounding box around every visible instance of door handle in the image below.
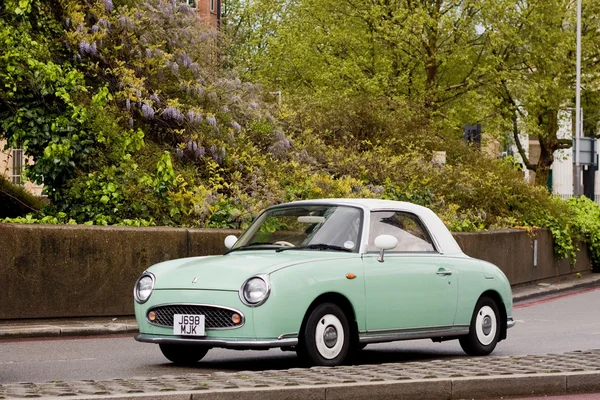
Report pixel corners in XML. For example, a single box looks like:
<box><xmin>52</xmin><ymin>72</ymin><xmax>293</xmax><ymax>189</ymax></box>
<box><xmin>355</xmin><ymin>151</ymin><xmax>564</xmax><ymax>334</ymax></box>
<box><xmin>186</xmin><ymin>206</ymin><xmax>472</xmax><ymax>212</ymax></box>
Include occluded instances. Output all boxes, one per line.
<box><xmin>436</xmin><ymin>269</ymin><xmax>452</xmax><ymax>276</ymax></box>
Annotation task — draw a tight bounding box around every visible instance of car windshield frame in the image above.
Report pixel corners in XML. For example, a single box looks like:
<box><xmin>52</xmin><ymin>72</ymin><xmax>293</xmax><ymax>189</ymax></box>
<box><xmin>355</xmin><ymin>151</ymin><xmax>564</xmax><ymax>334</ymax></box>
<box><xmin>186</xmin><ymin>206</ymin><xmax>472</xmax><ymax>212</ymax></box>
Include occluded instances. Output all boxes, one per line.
<box><xmin>228</xmin><ymin>204</ymin><xmax>364</xmax><ymax>254</ymax></box>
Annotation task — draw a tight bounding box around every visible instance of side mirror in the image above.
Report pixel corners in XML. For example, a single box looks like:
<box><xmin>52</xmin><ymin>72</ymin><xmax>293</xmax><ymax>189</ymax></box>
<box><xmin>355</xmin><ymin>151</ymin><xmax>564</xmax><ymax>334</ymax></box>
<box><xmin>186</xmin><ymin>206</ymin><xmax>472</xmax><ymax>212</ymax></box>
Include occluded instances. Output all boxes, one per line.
<box><xmin>374</xmin><ymin>234</ymin><xmax>398</xmax><ymax>263</ymax></box>
<box><xmin>224</xmin><ymin>235</ymin><xmax>238</xmax><ymax>250</ymax></box>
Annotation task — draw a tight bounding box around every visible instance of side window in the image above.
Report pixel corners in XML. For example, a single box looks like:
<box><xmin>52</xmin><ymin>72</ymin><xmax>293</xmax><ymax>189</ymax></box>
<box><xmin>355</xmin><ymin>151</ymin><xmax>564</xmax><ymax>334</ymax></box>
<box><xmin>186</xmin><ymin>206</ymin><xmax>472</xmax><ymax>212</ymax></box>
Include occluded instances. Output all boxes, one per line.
<box><xmin>368</xmin><ymin>211</ymin><xmax>435</xmax><ymax>253</ymax></box>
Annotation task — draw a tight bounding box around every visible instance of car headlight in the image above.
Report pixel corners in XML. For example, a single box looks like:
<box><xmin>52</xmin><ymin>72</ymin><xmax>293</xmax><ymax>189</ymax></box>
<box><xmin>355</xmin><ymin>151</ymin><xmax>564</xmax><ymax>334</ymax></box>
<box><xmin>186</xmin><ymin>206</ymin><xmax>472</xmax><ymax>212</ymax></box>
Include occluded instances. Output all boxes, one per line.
<box><xmin>239</xmin><ymin>275</ymin><xmax>270</xmax><ymax>307</ymax></box>
<box><xmin>134</xmin><ymin>272</ymin><xmax>155</xmax><ymax>304</ymax></box>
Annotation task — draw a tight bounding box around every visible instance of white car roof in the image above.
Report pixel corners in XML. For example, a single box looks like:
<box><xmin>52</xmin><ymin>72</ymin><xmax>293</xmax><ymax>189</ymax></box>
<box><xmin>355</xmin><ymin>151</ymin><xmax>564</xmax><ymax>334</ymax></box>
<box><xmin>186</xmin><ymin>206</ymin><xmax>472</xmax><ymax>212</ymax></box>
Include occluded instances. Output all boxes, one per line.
<box><xmin>275</xmin><ymin>198</ymin><xmax>464</xmax><ymax>255</ymax></box>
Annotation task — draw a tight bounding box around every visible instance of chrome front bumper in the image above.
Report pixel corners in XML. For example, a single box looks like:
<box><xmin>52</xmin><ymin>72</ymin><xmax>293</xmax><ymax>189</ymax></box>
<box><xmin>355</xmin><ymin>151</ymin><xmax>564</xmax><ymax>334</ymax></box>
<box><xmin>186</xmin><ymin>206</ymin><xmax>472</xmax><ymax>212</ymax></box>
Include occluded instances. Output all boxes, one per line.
<box><xmin>135</xmin><ymin>334</ymin><xmax>298</xmax><ymax>349</ymax></box>
<box><xmin>507</xmin><ymin>317</ymin><xmax>516</xmax><ymax>329</ymax></box>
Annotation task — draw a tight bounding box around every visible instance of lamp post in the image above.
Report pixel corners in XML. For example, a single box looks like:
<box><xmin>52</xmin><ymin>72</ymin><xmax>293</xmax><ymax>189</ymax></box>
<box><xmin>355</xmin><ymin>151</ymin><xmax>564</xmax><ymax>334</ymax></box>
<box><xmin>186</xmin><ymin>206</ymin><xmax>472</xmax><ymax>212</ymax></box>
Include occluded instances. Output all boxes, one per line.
<box><xmin>574</xmin><ymin>0</ymin><xmax>582</xmax><ymax>196</ymax></box>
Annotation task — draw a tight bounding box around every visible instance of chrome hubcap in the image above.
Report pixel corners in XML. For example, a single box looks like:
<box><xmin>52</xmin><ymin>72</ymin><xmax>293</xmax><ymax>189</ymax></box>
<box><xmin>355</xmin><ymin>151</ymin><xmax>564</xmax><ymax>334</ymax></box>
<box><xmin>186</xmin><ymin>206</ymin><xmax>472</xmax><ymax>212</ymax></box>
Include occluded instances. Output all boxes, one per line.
<box><xmin>482</xmin><ymin>316</ymin><xmax>492</xmax><ymax>335</ymax></box>
<box><xmin>323</xmin><ymin>326</ymin><xmax>338</xmax><ymax>348</ymax></box>
<box><xmin>475</xmin><ymin>305</ymin><xmax>497</xmax><ymax>346</ymax></box>
<box><xmin>315</xmin><ymin>314</ymin><xmax>345</xmax><ymax>359</ymax></box>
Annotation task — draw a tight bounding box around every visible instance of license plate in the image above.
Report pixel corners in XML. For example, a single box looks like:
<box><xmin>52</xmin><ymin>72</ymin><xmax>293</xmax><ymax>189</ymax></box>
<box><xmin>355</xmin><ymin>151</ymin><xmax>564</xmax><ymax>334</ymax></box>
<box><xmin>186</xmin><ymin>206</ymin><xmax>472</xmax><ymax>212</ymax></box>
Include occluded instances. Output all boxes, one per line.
<box><xmin>173</xmin><ymin>314</ymin><xmax>205</xmax><ymax>336</ymax></box>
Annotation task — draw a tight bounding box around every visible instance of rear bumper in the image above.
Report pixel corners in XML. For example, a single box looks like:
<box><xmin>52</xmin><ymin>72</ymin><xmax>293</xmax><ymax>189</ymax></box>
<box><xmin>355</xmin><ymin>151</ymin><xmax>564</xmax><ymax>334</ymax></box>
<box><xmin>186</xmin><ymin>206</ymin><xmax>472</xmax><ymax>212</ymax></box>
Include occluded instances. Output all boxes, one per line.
<box><xmin>135</xmin><ymin>333</ymin><xmax>298</xmax><ymax>349</ymax></box>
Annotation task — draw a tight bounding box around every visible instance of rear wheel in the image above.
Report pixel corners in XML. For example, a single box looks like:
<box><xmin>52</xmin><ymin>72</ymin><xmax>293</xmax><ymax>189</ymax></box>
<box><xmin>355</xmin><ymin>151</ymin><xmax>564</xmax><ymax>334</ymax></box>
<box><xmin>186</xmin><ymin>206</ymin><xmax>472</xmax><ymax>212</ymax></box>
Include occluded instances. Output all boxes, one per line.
<box><xmin>459</xmin><ymin>296</ymin><xmax>500</xmax><ymax>356</ymax></box>
<box><xmin>297</xmin><ymin>302</ymin><xmax>353</xmax><ymax>366</ymax></box>
<box><xmin>159</xmin><ymin>344</ymin><xmax>209</xmax><ymax>365</ymax></box>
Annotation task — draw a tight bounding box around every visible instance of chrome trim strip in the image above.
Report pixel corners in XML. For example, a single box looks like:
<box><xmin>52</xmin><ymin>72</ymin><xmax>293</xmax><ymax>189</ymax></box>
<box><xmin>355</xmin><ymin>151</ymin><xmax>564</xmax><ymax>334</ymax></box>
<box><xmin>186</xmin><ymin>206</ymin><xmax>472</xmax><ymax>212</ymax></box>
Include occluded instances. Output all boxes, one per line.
<box><xmin>135</xmin><ymin>334</ymin><xmax>298</xmax><ymax>349</ymax></box>
<box><xmin>277</xmin><ymin>332</ymin><xmax>298</xmax><ymax>340</ymax></box>
<box><xmin>507</xmin><ymin>317</ymin><xmax>516</xmax><ymax>329</ymax></box>
<box><xmin>146</xmin><ymin>303</ymin><xmax>245</xmax><ymax>331</ymax></box>
<box><xmin>358</xmin><ymin>326</ymin><xmax>469</xmax><ymax>344</ymax></box>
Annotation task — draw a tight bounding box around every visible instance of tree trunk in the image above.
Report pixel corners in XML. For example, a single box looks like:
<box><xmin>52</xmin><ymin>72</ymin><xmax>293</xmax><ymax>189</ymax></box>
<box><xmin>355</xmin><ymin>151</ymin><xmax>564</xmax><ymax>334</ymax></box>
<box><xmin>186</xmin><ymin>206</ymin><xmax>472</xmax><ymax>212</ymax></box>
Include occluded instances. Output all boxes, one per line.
<box><xmin>533</xmin><ymin>110</ymin><xmax>558</xmax><ymax>187</ymax></box>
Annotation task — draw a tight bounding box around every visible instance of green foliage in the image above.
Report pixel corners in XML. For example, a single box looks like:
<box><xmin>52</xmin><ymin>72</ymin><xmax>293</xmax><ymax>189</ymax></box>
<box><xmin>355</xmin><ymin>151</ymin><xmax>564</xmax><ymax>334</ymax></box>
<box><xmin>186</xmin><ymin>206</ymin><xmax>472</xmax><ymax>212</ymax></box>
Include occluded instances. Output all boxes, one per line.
<box><xmin>1</xmin><ymin>0</ymin><xmax>600</xmax><ymax>270</ymax></box>
<box><xmin>0</xmin><ymin>175</ymin><xmax>46</xmax><ymax>218</ymax></box>
<box><xmin>568</xmin><ymin>197</ymin><xmax>600</xmax><ymax>268</ymax></box>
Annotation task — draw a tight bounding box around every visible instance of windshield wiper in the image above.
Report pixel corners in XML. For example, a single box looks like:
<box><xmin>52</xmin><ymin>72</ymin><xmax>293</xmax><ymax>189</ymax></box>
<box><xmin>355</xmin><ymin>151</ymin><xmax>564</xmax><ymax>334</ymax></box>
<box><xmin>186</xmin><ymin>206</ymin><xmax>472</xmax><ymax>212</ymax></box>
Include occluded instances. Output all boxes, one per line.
<box><xmin>276</xmin><ymin>243</ymin><xmax>352</xmax><ymax>253</ymax></box>
<box><xmin>225</xmin><ymin>241</ymin><xmax>277</xmax><ymax>254</ymax></box>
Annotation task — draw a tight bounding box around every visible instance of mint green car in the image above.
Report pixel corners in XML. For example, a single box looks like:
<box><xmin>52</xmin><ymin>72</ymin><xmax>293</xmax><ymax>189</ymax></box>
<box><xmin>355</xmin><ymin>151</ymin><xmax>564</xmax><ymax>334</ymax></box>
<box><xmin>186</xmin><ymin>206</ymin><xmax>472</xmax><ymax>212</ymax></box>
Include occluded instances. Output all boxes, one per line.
<box><xmin>134</xmin><ymin>199</ymin><xmax>514</xmax><ymax>366</ymax></box>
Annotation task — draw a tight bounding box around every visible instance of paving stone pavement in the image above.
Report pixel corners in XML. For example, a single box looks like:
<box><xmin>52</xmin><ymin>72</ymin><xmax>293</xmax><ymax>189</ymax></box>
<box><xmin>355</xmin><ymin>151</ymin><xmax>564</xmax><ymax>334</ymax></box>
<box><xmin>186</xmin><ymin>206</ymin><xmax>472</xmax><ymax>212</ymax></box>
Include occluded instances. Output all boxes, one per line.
<box><xmin>2</xmin><ymin>350</ymin><xmax>600</xmax><ymax>399</ymax></box>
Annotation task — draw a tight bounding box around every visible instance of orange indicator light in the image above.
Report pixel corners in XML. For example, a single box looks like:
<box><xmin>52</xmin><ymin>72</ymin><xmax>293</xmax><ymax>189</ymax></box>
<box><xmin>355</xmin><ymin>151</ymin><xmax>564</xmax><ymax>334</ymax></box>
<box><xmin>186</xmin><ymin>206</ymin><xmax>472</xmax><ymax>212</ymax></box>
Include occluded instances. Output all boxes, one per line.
<box><xmin>346</xmin><ymin>273</ymin><xmax>357</xmax><ymax>279</ymax></box>
<box><xmin>148</xmin><ymin>311</ymin><xmax>156</xmax><ymax>321</ymax></box>
<box><xmin>232</xmin><ymin>313</ymin><xmax>242</xmax><ymax>324</ymax></box>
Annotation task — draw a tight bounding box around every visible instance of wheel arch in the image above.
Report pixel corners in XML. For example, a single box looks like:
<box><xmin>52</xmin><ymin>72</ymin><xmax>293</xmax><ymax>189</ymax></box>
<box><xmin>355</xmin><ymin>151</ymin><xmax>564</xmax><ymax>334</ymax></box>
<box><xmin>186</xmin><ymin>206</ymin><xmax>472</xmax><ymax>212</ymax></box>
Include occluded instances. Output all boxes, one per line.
<box><xmin>298</xmin><ymin>292</ymin><xmax>358</xmax><ymax>342</ymax></box>
<box><xmin>479</xmin><ymin>290</ymin><xmax>508</xmax><ymax>341</ymax></box>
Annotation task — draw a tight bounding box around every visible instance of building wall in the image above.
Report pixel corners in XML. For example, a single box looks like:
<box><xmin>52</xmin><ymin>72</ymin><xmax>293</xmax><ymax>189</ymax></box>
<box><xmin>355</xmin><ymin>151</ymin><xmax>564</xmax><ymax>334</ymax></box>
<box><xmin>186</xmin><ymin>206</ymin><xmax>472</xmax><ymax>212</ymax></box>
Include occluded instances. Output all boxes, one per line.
<box><xmin>551</xmin><ymin>110</ymin><xmax>574</xmax><ymax>200</ymax></box>
<box><xmin>195</xmin><ymin>0</ymin><xmax>220</xmax><ymax>27</ymax></box>
<box><xmin>0</xmin><ymin>139</ymin><xmax>44</xmax><ymax>196</ymax></box>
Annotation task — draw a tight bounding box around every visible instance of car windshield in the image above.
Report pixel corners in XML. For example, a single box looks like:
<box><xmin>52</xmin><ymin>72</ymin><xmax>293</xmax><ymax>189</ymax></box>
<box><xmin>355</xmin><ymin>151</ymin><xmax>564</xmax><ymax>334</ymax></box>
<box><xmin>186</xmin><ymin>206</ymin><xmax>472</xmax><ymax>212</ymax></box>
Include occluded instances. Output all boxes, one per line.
<box><xmin>231</xmin><ymin>205</ymin><xmax>362</xmax><ymax>253</ymax></box>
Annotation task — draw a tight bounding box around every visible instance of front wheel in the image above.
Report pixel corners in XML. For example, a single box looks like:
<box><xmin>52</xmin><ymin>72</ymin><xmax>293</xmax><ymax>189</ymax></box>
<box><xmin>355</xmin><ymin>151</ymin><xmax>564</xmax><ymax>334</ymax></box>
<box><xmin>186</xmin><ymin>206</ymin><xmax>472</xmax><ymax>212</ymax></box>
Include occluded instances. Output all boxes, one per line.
<box><xmin>459</xmin><ymin>296</ymin><xmax>500</xmax><ymax>356</ymax></box>
<box><xmin>297</xmin><ymin>302</ymin><xmax>353</xmax><ymax>366</ymax></box>
<box><xmin>159</xmin><ymin>344</ymin><xmax>209</xmax><ymax>365</ymax></box>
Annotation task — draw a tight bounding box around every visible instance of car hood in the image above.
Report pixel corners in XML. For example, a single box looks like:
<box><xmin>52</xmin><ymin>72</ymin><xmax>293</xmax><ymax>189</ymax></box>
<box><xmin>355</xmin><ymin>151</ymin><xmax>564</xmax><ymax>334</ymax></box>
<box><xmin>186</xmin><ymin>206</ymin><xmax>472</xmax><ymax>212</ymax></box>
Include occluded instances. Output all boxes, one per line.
<box><xmin>146</xmin><ymin>250</ymin><xmax>355</xmax><ymax>291</ymax></box>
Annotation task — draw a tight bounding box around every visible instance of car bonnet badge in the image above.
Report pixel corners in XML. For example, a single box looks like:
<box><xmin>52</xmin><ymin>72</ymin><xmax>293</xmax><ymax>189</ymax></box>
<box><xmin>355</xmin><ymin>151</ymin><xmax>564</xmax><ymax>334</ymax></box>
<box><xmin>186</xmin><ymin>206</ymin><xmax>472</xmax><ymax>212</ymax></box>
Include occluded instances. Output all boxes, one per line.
<box><xmin>192</xmin><ymin>277</ymin><xmax>198</xmax><ymax>284</ymax></box>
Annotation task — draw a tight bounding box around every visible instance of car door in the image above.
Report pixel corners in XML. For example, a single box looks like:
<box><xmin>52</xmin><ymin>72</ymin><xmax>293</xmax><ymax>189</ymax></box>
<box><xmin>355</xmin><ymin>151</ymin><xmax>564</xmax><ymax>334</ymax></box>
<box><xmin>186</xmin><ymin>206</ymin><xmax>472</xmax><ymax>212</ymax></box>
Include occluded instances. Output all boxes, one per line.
<box><xmin>363</xmin><ymin>211</ymin><xmax>458</xmax><ymax>332</ymax></box>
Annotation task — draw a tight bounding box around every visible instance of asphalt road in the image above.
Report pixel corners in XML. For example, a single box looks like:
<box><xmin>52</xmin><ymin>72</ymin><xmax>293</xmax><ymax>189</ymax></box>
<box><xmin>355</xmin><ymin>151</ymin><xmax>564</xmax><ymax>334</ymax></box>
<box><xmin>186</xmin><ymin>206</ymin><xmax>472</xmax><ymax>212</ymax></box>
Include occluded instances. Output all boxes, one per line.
<box><xmin>1</xmin><ymin>287</ymin><xmax>600</xmax><ymax>384</ymax></box>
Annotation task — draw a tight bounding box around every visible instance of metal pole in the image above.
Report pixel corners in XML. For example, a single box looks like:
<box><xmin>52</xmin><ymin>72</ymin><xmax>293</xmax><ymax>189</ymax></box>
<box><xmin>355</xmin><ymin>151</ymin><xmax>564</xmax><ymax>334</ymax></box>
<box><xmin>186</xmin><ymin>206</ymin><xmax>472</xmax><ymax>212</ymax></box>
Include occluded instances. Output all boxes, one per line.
<box><xmin>575</xmin><ymin>0</ymin><xmax>582</xmax><ymax>196</ymax></box>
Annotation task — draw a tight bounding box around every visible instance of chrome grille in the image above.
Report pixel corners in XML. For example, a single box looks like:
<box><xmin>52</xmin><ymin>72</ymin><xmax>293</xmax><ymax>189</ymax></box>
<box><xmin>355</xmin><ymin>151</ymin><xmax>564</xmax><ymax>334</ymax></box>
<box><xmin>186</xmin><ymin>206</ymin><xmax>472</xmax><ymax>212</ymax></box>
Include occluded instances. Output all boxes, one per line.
<box><xmin>148</xmin><ymin>304</ymin><xmax>243</xmax><ymax>329</ymax></box>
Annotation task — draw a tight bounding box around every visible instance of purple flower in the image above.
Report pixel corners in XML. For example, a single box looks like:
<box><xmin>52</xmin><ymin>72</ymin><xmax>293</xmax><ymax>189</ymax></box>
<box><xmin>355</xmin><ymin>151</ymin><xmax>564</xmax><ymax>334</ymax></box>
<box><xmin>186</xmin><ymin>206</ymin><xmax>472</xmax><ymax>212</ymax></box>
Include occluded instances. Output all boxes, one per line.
<box><xmin>89</xmin><ymin>42</ymin><xmax>97</xmax><ymax>56</ymax></box>
<box><xmin>162</xmin><ymin>106</ymin><xmax>184</xmax><ymax>123</ymax></box>
<box><xmin>249</xmin><ymin>102</ymin><xmax>259</xmax><ymax>110</ymax></box>
<box><xmin>186</xmin><ymin>111</ymin><xmax>202</xmax><ymax>125</ymax></box>
<box><xmin>78</xmin><ymin>41</ymin><xmax>91</xmax><ymax>55</ymax></box>
<box><xmin>125</xmin><ymin>99</ymin><xmax>131</xmax><ymax>111</ymax></box>
<box><xmin>150</xmin><ymin>93</ymin><xmax>160</xmax><ymax>103</ymax></box>
<box><xmin>91</xmin><ymin>24</ymin><xmax>99</xmax><ymax>33</ymax></box>
<box><xmin>190</xmin><ymin>63</ymin><xmax>200</xmax><ymax>75</ymax></box>
<box><xmin>194</xmin><ymin>147</ymin><xmax>205</xmax><ymax>158</ymax></box>
<box><xmin>128</xmin><ymin>117</ymin><xmax>134</xmax><ymax>127</ymax></box>
<box><xmin>206</xmin><ymin>115</ymin><xmax>217</xmax><ymax>127</ymax></box>
<box><xmin>193</xmin><ymin>86</ymin><xmax>204</xmax><ymax>97</ymax></box>
<box><xmin>145</xmin><ymin>49</ymin><xmax>153</xmax><ymax>58</ymax></box>
<box><xmin>210</xmin><ymin>144</ymin><xmax>217</xmax><ymax>154</ymax></box>
<box><xmin>231</xmin><ymin>121</ymin><xmax>241</xmax><ymax>131</ymax></box>
<box><xmin>118</xmin><ymin>16</ymin><xmax>133</xmax><ymax>29</ymax></box>
<box><xmin>179</xmin><ymin>54</ymin><xmax>193</xmax><ymax>68</ymax></box>
<box><xmin>103</xmin><ymin>0</ymin><xmax>113</xmax><ymax>12</ymax></box>
<box><xmin>275</xmin><ymin>130</ymin><xmax>286</xmax><ymax>141</ymax></box>
<box><xmin>141</xmin><ymin>103</ymin><xmax>154</xmax><ymax>119</ymax></box>
<box><xmin>170</xmin><ymin>62</ymin><xmax>179</xmax><ymax>74</ymax></box>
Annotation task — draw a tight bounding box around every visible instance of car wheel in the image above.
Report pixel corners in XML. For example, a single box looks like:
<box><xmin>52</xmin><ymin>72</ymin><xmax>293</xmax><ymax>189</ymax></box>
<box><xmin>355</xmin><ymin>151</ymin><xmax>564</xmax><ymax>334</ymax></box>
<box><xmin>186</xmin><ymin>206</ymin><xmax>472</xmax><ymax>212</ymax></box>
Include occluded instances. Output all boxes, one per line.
<box><xmin>299</xmin><ymin>302</ymin><xmax>352</xmax><ymax>366</ymax></box>
<box><xmin>459</xmin><ymin>296</ymin><xmax>500</xmax><ymax>356</ymax></box>
<box><xmin>159</xmin><ymin>344</ymin><xmax>209</xmax><ymax>365</ymax></box>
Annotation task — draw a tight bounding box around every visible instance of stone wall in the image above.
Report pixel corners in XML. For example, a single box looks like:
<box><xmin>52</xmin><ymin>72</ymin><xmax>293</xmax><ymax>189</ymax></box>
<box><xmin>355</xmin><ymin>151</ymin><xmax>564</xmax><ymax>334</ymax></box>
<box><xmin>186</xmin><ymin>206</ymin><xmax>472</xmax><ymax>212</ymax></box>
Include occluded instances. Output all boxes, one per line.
<box><xmin>0</xmin><ymin>224</ymin><xmax>592</xmax><ymax>320</ymax></box>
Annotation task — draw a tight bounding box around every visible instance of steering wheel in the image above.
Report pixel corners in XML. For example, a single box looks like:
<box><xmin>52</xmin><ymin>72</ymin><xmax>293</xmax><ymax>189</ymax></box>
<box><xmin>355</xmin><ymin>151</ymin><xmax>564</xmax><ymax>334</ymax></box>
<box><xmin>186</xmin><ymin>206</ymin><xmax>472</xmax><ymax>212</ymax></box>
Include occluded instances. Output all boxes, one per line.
<box><xmin>274</xmin><ymin>241</ymin><xmax>295</xmax><ymax>247</ymax></box>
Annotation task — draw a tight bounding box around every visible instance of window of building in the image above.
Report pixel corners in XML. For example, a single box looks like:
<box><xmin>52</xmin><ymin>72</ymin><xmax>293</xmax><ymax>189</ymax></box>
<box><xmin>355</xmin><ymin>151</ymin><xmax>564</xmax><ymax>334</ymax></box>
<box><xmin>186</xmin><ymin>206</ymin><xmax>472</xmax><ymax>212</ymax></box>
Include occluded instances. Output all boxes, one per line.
<box><xmin>210</xmin><ymin>0</ymin><xmax>215</xmax><ymax>13</ymax></box>
<box><xmin>368</xmin><ymin>211</ymin><xmax>435</xmax><ymax>253</ymax></box>
<box><xmin>183</xmin><ymin>0</ymin><xmax>197</xmax><ymax>8</ymax></box>
<box><xmin>11</xmin><ymin>148</ymin><xmax>23</xmax><ymax>185</ymax></box>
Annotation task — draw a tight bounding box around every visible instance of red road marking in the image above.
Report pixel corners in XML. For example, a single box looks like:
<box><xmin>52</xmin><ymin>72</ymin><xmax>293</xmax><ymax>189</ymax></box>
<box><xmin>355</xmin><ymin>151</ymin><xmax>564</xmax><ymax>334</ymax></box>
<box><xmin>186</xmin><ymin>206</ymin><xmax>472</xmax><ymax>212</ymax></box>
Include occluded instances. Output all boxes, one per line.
<box><xmin>515</xmin><ymin>286</ymin><xmax>600</xmax><ymax>309</ymax></box>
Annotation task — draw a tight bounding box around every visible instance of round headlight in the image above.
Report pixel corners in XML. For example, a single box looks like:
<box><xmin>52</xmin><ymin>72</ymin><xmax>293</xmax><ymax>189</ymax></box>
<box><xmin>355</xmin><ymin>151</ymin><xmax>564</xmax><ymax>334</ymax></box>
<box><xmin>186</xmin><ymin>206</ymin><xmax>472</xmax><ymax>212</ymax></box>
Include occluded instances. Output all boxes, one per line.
<box><xmin>134</xmin><ymin>273</ymin><xmax>155</xmax><ymax>303</ymax></box>
<box><xmin>240</xmin><ymin>276</ymin><xmax>270</xmax><ymax>306</ymax></box>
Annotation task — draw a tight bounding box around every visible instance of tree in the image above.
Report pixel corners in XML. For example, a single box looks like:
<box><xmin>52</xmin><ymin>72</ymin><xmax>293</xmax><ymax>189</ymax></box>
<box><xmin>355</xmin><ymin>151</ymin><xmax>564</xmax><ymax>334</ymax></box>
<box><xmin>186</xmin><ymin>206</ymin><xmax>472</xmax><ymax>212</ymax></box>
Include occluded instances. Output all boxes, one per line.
<box><xmin>483</xmin><ymin>0</ymin><xmax>600</xmax><ymax>185</ymax></box>
<box><xmin>226</xmin><ymin>0</ymin><xmax>499</xmax><ymax>141</ymax></box>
